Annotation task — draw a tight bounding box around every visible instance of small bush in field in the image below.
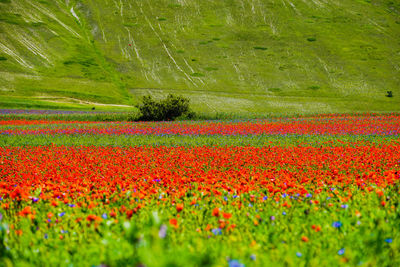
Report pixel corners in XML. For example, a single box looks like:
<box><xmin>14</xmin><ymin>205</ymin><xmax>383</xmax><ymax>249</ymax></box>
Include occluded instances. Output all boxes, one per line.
<box><xmin>136</xmin><ymin>94</ymin><xmax>192</xmax><ymax>121</ymax></box>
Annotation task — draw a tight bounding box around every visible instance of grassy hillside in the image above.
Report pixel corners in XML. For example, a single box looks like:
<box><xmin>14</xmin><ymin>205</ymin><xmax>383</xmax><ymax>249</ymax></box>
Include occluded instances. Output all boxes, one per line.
<box><xmin>0</xmin><ymin>0</ymin><xmax>399</xmax><ymax>115</ymax></box>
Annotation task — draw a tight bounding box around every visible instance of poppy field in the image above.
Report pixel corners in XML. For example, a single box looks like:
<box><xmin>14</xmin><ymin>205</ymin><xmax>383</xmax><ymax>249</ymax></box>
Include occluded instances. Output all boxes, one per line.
<box><xmin>0</xmin><ymin>114</ymin><xmax>400</xmax><ymax>266</ymax></box>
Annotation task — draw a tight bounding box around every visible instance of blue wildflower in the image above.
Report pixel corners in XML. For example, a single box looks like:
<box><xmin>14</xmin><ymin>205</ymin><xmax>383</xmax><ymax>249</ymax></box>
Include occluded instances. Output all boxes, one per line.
<box><xmin>250</xmin><ymin>254</ymin><xmax>256</xmax><ymax>261</ymax></box>
<box><xmin>212</xmin><ymin>228</ymin><xmax>222</xmax><ymax>235</ymax></box>
<box><xmin>102</xmin><ymin>213</ymin><xmax>108</xmax><ymax>219</ymax></box>
<box><xmin>263</xmin><ymin>196</ymin><xmax>268</xmax><ymax>201</ymax></box>
<box><xmin>228</xmin><ymin>259</ymin><xmax>245</xmax><ymax>267</ymax></box>
<box><xmin>44</xmin><ymin>233</ymin><xmax>48</xmax><ymax>239</ymax></box>
<box><xmin>332</xmin><ymin>221</ymin><xmax>342</xmax><ymax>228</ymax></box>
<box><xmin>296</xmin><ymin>252</ymin><xmax>302</xmax><ymax>257</ymax></box>
<box><xmin>338</xmin><ymin>248</ymin><xmax>345</xmax><ymax>255</ymax></box>
<box><xmin>385</xmin><ymin>238</ymin><xmax>393</xmax><ymax>243</ymax></box>
<box><xmin>282</xmin><ymin>211</ymin><xmax>287</xmax><ymax>215</ymax></box>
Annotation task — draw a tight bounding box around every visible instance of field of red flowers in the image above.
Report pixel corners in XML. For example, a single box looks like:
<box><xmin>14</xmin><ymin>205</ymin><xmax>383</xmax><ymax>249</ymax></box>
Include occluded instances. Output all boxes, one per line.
<box><xmin>0</xmin><ymin>114</ymin><xmax>399</xmax><ymax>266</ymax></box>
<box><xmin>1</xmin><ymin>114</ymin><xmax>400</xmax><ymax>135</ymax></box>
<box><xmin>1</xmin><ymin>145</ymin><xmax>399</xmax><ymax>201</ymax></box>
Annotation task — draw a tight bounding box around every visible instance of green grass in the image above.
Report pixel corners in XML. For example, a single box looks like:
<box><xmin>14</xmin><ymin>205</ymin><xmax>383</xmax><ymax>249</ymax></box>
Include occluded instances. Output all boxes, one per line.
<box><xmin>2</xmin><ymin>190</ymin><xmax>399</xmax><ymax>266</ymax></box>
<box><xmin>0</xmin><ymin>134</ymin><xmax>398</xmax><ymax>147</ymax></box>
<box><xmin>0</xmin><ymin>111</ymin><xmax>138</xmax><ymax>121</ymax></box>
<box><xmin>0</xmin><ymin>95</ymin><xmax>135</xmax><ymax>112</ymax></box>
<box><xmin>0</xmin><ymin>0</ymin><xmax>399</xmax><ymax>115</ymax></box>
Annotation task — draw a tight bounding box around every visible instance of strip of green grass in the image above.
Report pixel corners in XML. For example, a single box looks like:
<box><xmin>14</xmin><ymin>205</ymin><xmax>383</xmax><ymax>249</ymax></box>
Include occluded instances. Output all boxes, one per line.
<box><xmin>0</xmin><ymin>112</ymin><xmax>138</xmax><ymax>122</ymax></box>
<box><xmin>0</xmin><ymin>134</ymin><xmax>398</xmax><ymax>147</ymax></box>
<box><xmin>0</xmin><ymin>96</ymin><xmax>135</xmax><ymax>112</ymax></box>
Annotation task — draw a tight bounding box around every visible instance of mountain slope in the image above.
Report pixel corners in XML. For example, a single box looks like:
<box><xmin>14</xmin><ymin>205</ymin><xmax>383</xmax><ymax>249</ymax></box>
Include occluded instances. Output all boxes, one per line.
<box><xmin>0</xmin><ymin>0</ymin><xmax>399</xmax><ymax>114</ymax></box>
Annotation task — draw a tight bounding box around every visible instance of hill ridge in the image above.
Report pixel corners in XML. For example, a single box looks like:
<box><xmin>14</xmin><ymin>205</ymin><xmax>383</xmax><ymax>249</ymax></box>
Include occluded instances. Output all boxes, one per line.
<box><xmin>0</xmin><ymin>0</ymin><xmax>399</xmax><ymax>115</ymax></box>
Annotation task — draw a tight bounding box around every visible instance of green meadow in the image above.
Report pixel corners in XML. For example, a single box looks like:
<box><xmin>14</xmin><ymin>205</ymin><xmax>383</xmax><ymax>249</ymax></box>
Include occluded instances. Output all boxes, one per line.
<box><xmin>0</xmin><ymin>0</ymin><xmax>399</xmax><ymax>116</ymax></box>
<box><xmin>0</xmin><ymin>132</ymin><xmax>399</xmax><ymax>147</ymax></box>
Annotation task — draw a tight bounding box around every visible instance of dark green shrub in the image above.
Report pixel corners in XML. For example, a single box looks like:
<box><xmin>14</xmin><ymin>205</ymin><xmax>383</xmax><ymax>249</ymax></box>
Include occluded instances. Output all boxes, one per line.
<box><xmin>308</xmin><ymin>85</ymin><xmax>320</xmax><ymax>90</ymax></box>
<box><xmin>253</xmin><ymin>46</ymin><xmax>268</xmax><ymax>50</ymax></box>
<box><xmin>269</xmin><ymin>88</ymin><xmax>281</xmax><ymax>93</ymax></box>
<box><xmin>136</xmin><ymin>94</ymin><xmax>192</xmax><ymax>121</ymax></box>
<box><xmin>386</xmin><ymin>91</ymin><xmax>393</xmax><ymax>97</ymax></box>
<box><xmin>190</xmin><ymin>72</ymin><xmax>205</xmax><ymax>77</ymax></box>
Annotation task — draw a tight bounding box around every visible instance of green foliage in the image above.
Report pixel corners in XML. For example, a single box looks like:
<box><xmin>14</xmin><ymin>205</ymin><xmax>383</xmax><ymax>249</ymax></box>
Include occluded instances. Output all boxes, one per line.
<box><xmin>253</xmin><ymin>46</ymin><xmax>268</xmax><ymax>50</ymax></box>
<box><xmin>204</xmin><ymin>67</ymin><xmax>218</xmax><ymax>71</ymax></box>
<box><xmin>0</xmin><ymin>112</ymin><xmax>139</xmax><ymax>122</ymax></box>
<box><xmin>190</xmin><ymin>72</ymin><xmax>205</xmax><ymax>77</ymax></box>
<box><xmin>308</xmin><ymin>85</ymin><xmax>321</xmax><ymax>90</ymax></box>
<box><xmin>0</xmin><ymin>133</ymin><xmax>397</xmax><ymax>148</ymax></box>
<box><xmin>136</xmin><ymin>94</ymin><xmax>193</xmax><ymax>121</ymax></box>
<box><xmin>0</xmin><ymin>185</ymin><xmax>399</xmax><ymax>266</ymax></box>
<box><xmin>269</xmin><ymin>88</ymin><xmax>282</xmax><ymax>93</ymax></box>
<box><xmin>0</xmin><ymin>13</ymin><xmax>25</xmax><ymax>25</ymax></box>
<box><xmin>0</xmin><ymin>222</ymin><xmax>12</xmax><ymax>264</ymax></box>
